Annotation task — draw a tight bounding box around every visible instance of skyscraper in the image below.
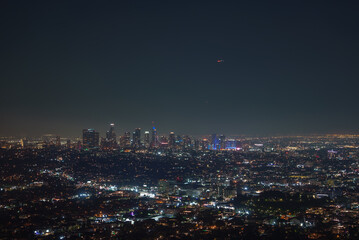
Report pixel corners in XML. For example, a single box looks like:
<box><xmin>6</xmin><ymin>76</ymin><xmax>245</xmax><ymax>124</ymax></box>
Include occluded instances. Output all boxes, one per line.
<box><xmin>169</xmin><ymin>132</ymin><xmax>175</xmax><ymax>149</ymax></box>
<box><xmin>132</xmin><ymin>128</ymin><xmax>141</xmax><ymax>148</ymax></box>
<box><xmin>151</xmin><ymin>127</ymin><xmax>158</xmax><ymax>148</ymax></box>
<box><xmin>106</xmin><ymin>123</ymin><xmax>116</xmax><ymax>142</ymax></box>
<box><xmin>103</xmin><ymin>123</ymin><xmax>117</xmax><ymax>149</ymax></box>
<box><xmin>144</xmin><ymin>131</ymin><xmax>150</xmax><ymax>148</ymax></box>
<box><xmin>82</xmin><ymin>129</ymin><xmax>100</xmax><ymax>149</ymax></box>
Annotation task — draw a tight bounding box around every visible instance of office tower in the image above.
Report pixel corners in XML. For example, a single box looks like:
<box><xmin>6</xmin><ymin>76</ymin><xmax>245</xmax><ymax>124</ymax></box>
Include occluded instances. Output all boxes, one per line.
<box><xmin>169</xmin><ymin>132</ymin><xmax>175</xmax><ymax>149</ymax></box>
<box><xmin>103</xmin><ymin>123</ymin><xmax>117</xmax><ymax>149</ymax></box>
<box><xmin>82</xmin><ymin>129</ymin><xmax>100</xmax><ymax>149</ymax></box>
<box><xmin>151</xmin><ymin>127</ymin><xmax>158</xmax><ymax>148</ymax></box>
<box><xmin>132</xmin><ymin>128</ymin><xmax>141</xmax><ymax>148</ymax></box>
<box><xmin>125</xmin><ymin>132</ymin><xmax>131</xmax><ymax>146</ymax></box>
<box><xmin>106</xmin><ymin>123</ymin><xmax>116</xmax><ymax>142</ymax></box>
<box><xmin>66</xmin><ymin>139</ymin><xmax>71</xmax><ymax>149</ymax></box>
<box><xmin>144</xmin><ymin>131</ymin><xmax>150</xmax><ymax>148</ymax></box>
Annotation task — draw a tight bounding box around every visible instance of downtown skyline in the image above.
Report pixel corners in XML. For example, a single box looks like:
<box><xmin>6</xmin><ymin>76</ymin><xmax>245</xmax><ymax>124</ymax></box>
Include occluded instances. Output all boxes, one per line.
<box><xmin>2</xmin><ymin>1</ymin><xmax>359</xmax><ymax>239</ymax></box>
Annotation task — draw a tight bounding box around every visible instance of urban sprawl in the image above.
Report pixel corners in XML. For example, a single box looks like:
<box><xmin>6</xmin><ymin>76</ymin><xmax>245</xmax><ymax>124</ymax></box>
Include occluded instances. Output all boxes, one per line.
<box><xmin>1</xmin><ymin>124</ymin><xmax>359</xmax><ymax>239</ymax></box>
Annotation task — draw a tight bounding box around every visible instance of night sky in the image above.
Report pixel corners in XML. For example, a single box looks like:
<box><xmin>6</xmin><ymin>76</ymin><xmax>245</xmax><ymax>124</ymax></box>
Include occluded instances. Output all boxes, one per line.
<box><xmin>1</xmin><ymin>0</ymin><xmax>359</xmax><ymax>137</ymax></box>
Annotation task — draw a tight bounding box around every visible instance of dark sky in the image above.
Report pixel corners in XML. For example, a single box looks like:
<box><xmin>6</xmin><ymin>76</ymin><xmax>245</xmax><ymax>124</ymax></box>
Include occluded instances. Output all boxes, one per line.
<box><xmin>1</xmin><ymin>0</ymin><xmax>359</xmax><ymax>137</ymax></box>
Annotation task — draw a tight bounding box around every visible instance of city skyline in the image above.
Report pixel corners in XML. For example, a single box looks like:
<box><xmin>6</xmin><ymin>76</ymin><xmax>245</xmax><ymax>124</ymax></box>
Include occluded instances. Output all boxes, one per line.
<box><xmin>2</xmin><ymin>1</ymin><xmax>359</xmax><ymax>238</ymax></box>
<box><xmin>3</xmin><ymin>121</ymin><xmax>359</xmax><ymax>139</ymax></box>
<box><xmin>2</xmin><ymin>131</ymin><xmax>359</xmax><ymax>239</ymax></box>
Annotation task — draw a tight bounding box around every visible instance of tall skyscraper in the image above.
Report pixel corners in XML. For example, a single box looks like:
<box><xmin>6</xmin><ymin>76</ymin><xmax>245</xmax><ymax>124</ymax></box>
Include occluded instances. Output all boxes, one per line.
<box><xmin>169</xmin><ymin>132</ymin><xmax>175</xmax><ymax>149</ymax></box>
<box><xmin>106</xmin><ymin>123</ymin><xmax>116</xmax><ymax>142</ymax></box>
<box><xmin>103</xmin><ymin>123</ymin><xmax>117</xmax><ymax>149</ymax></box>
<box><xmin>82</xmin><ymin>129</ymin><xmax>99</xmax><ymax>149</ymax></box>
<box><xmin>151</xmin><ymin>127</ymin><xmax>158</xmax><ymax>148</ymax></box>
<box><xmin>144</xmin><ymin>131</ymin><xmax>150</xmax><ymax>148</ymax></box>
<box><xmin>132</xmin><ymin>128</ymin><xmax>141</xmax><ymax>148</ymax></box>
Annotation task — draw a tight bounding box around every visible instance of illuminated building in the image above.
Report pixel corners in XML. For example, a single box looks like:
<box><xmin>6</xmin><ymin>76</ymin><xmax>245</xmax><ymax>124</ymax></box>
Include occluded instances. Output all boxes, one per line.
<box><xmin>82</xmin><ymin>129</ymin><xmax>99</xmax><ymax>149</ymax></box>
<box><xmin>151</xmin><ymin>127</ymin><xmax>158</xmax><ymax>148</ymax></box>
<box><xmin>102</xmin><ymin>123</ymin><xmax>117</xmax><ymax>149</ymax></box>
<box><xmin>20</xmin><ymin>138</ymin><xmax>28</xmax><ymax>148</ymax></box>
<box><xmin>209</xmin><ymin>134</ymin><xmax>226</xmax><ymax>150</ymax></box>
<box><xmin>176</xmin><ymin>135</ymin><xmax>183</xmax><ymax>148</ymax></box>
<box><xmin>132</xmin><ymin>128</ymin><xmax>141</xmax><ymax>148</ymax></box>
<box><xmin>225</xmin><ymin>139</ymin><xmax>238</xmax><ymax>150</ymax></box>
<box><xmin>106</xmin><ymin>123</ymin><xmax>116</xmax><ymax>142</ymax></box>
<box><xmin>144</xmin><ymin>131</ymin><xmax>150</xmax><ymax>148</ymax></box>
